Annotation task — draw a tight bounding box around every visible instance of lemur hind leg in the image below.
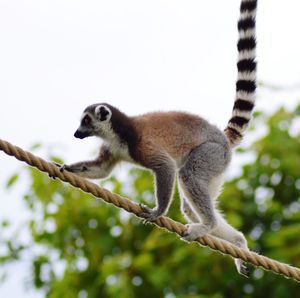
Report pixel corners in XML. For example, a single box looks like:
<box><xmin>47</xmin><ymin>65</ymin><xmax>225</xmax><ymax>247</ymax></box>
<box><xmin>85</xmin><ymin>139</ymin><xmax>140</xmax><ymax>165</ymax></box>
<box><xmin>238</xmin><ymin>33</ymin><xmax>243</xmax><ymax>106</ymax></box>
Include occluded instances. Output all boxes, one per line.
<box><xmin>181</xmin><ymin>198</ymin><xmax>250</xmax><ymax>277</ymax></box>
<box><xmin>180</xmin><ymin>198</ymin><xmax>200</xmax><ymax>223</ymax></box>
<box><xmin>178</xmin><ymin>141</ymin><xmax>249</xmax><ymax>276</ymax></box>
<box><xmin>178</xmin><ymin>141</ymin><xmax>230</xmax><ymax>241</ymax></box>
<box><xmin>211</xmin><ymin>211</ymin><xmax>250</xmax><ymax>277</ymax></box>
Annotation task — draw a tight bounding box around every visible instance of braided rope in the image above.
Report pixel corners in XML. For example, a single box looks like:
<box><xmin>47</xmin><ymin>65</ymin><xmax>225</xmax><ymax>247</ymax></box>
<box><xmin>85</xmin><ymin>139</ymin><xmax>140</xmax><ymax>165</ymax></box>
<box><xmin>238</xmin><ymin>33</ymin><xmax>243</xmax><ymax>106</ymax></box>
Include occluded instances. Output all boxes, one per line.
<box><xmin>0</xmin><ymin>138</ymin><xmax>300</xmax><ymax>282</ymax></box>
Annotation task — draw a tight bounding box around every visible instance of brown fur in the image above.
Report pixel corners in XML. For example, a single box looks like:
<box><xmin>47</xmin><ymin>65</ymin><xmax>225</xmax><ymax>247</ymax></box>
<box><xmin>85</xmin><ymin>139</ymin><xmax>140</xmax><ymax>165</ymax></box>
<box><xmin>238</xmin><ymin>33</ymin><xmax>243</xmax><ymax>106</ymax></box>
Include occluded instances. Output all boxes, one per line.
<box><xmin>131</xmin><ymin>111</ymin><xmax>224</xmax><ymax>167</ymax></box>
<box><xmin>224</xmin><ymin>126</ymin><xmax>242</xmax><ymax>147</ymax></box>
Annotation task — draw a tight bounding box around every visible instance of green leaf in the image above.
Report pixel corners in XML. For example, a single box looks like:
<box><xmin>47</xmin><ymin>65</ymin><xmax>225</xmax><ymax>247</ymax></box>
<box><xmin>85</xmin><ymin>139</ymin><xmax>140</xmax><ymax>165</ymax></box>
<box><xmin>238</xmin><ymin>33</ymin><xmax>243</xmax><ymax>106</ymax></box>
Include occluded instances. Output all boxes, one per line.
<box><xmin>29</xmin><ymin>143</ymin><xmax>42</xmax><ymax>151</ymax></box>
<box><xmin>5</xmin><ymin>173</ymin><xmax>19</xmax><ymax>189</ymax></box>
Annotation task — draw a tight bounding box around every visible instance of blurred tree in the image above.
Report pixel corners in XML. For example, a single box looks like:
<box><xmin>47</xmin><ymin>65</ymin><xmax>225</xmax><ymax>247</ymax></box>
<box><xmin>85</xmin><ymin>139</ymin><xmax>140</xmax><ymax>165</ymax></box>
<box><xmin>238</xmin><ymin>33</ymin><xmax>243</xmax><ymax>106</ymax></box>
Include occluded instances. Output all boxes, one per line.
<box><xmin>0</xmin><ymin>105</ymin><xmax>300</xmax><ymax>298</ymax></box>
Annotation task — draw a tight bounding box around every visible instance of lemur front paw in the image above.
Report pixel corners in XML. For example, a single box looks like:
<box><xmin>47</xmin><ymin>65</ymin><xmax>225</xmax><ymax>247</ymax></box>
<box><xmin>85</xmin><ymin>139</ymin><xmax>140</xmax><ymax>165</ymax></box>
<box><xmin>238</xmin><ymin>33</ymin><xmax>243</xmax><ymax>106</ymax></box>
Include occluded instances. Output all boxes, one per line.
<box><xmin>138</xmin><ymin>204</ymin><xmax>164</xmax><ymax>222</ymax></box>
<box><xmin>181</xmin><ymin>223</ymin><xmax>212</xmax><ymax>242</ymax></box>
<box><xmin>60</xmin><ymin>164</ymin><xmax>88</xmax><ymax>173</ymax></box>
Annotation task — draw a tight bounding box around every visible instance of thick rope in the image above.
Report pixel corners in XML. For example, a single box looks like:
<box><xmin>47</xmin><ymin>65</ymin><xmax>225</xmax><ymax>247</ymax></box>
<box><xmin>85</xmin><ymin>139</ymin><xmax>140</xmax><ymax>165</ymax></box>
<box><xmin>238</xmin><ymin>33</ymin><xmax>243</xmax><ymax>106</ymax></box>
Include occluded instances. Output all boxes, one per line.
<box><xmin>0</xmin><ymin>138</ymin><xmax>300</xmax><ymax>282</ymax></box>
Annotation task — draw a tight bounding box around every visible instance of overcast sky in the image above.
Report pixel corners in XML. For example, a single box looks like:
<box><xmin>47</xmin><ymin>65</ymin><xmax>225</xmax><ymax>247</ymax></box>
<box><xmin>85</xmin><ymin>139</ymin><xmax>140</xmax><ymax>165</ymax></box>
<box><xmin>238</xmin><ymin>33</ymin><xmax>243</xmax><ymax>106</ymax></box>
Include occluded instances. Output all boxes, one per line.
<box><xmin>0</xmin><ymin>0</ymin><xmax>300</xmax><ymax>297</ymax></box>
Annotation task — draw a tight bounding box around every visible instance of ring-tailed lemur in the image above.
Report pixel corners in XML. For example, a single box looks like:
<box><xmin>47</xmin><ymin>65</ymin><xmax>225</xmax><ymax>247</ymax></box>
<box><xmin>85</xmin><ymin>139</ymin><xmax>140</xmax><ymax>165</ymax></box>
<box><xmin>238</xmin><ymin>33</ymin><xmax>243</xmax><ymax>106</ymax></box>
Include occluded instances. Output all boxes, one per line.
<box><xmin>60</xmin><ymin>0</ymin><xmax>257</xmax><ymax>276</ymax></box>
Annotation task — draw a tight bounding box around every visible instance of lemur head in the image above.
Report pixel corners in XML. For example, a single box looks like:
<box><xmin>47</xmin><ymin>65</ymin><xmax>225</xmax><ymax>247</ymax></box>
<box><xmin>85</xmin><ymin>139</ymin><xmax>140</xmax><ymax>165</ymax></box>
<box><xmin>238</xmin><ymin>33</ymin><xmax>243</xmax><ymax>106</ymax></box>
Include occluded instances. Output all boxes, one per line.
<box><xmin>74</xmin><ymin>103</ymin><xmax>138</xmax><ymax>147</ymax></box>
<box><xmin>74</xmin><ymin>104</ymin><xmax>113</xmax><ymax>139</ymax></box>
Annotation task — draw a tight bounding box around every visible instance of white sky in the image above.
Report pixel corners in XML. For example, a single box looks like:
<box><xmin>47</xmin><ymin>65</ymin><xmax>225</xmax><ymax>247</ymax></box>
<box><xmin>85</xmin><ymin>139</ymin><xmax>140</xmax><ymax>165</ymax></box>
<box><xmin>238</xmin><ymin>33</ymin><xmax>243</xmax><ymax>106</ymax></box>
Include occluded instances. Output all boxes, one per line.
<box><xmin>0</xmin><ymin>0</ymin><xmax>300</xmax><ymax>297</ymax></box>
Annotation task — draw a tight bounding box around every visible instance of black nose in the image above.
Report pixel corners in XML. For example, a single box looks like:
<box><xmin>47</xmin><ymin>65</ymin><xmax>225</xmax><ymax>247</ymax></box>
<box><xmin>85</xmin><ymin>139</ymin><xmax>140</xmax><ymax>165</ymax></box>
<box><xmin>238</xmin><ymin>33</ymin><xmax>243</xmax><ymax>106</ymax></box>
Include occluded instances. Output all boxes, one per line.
<box><xmin>74</xmin><ymin>130</ymin><xmax>89</xmax><ymax>139</ymax></box>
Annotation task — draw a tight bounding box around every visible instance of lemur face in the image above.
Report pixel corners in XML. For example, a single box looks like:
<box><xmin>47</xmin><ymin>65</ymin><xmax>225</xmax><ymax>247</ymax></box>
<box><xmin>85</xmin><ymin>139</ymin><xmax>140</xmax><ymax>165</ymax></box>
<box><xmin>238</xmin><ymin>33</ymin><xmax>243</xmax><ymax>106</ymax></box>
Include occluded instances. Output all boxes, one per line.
<box><xmin>74</xmin><ymin>104</ymin><xmax>112</xmax><ymax>139</ymax></box>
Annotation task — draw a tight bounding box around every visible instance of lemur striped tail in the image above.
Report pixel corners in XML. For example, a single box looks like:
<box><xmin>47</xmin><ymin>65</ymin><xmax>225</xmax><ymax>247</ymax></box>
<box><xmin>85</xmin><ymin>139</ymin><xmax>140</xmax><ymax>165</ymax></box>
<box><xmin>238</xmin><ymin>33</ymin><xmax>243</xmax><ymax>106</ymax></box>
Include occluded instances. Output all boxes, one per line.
<box><xmin>224</xmin><ymin>0</ymin><xmax>257</xmax><ymax>147</ymax></box>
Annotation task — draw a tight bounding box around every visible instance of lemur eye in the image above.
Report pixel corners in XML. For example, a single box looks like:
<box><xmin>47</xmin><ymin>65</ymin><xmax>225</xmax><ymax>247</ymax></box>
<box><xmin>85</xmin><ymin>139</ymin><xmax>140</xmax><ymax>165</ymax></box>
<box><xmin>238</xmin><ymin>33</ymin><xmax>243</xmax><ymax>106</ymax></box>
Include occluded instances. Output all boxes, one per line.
<box><xmin>82</xmin><ymin>115</ymin><xmax>91</xmax><ymax>126</ymax></box>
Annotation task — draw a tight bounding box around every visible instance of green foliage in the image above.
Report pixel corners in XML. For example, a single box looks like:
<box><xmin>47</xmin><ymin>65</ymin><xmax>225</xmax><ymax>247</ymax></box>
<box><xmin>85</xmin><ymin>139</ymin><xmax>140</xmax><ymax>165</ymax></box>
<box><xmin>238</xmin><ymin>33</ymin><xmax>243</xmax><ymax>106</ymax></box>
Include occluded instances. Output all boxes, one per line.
<box><xmin>0</xmin><ymin>105</ymin><xmax>300</xmax><ymax>297</ymax></box>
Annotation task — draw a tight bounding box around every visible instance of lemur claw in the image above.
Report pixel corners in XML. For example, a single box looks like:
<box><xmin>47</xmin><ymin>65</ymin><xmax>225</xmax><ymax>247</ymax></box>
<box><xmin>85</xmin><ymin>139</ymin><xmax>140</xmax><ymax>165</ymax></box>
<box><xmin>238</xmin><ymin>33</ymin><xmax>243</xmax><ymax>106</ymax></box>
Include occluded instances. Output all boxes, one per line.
<box><xmin>59</xmin><ymin>165</ymin><xmax>68</xmax><ymax>172</ymax></box>
<box><xmin>180</xmin><ymin>223</ymin><xmax>212</xmax><ymax>242</ymax></box>
<box><xmin>48</xmin><ymin>162</ymin><xmax>62</xmax><ymax>179</ymax></box>
<box><xmin>236</xmin><ymin>259</ymin><xmax>251</xmax><ymax>278</ymax></box>
<box><xmin>241</xmin><ymin>266</ymin><xmax>250</xmax><ymax>278</ymax></box>
<box><xmin>140</xmin><ymin>213</ymin><xmax>162</xmax><ymax>222</ymax></box>
<box><xmin>138</xmin><ymin>204</ymin><xmax>163</xmax><ymax>222</ymax></box>
<box><xmin>60</xmin><ymin>164</ymin><xmax>88</xmax><ymax>173</ymax></box>
<box><xmin>60</xmin><ymin>164</ymin><xmax>75</xmax><ymax>173</ymax></box>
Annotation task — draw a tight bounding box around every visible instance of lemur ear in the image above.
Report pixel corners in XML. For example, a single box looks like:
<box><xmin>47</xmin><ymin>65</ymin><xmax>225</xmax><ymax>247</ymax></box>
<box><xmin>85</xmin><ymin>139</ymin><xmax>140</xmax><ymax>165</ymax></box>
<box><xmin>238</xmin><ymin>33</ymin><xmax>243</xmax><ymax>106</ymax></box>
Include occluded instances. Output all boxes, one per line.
<box><xmin>95</xmin><ymin>105</ymin><xmax>112</xmax><ymax>122</ymax></box>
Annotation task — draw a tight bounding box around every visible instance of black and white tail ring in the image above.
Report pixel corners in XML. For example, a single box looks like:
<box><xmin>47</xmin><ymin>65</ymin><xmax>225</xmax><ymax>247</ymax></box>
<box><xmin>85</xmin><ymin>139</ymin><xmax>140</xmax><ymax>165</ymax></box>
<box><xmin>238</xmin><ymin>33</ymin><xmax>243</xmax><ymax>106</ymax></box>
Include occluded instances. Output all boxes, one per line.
<box><xmin>225</xmin><ymin>0</ymin><xmax>257</xmax><ymax>147</ymax></box>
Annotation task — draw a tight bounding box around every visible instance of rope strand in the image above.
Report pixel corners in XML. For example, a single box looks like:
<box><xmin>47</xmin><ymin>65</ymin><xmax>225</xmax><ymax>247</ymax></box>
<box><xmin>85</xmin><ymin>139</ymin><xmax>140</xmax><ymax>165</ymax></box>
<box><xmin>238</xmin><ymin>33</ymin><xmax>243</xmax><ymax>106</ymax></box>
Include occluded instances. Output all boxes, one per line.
<box><xmin>0</xmin><ymin>138</ymin><xmax>300</xmax><ymax>282</ymax></box>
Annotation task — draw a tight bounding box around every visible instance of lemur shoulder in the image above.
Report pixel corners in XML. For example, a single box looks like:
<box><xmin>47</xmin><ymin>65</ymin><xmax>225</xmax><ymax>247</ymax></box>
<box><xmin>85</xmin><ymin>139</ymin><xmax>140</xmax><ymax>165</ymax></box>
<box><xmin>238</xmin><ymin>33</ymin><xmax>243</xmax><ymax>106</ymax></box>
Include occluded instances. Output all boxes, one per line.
<box><xmin>60</xmin><ymin>0</ymin><xmax>257</xmax><ymax>277</ymax></box>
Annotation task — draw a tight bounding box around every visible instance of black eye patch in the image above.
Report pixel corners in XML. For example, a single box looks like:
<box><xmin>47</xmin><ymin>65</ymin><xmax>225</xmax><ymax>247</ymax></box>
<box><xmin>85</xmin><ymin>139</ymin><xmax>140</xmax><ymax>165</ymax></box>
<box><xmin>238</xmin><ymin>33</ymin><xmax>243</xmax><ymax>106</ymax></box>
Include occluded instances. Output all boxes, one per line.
<box><xmin>99</xmin><ymin>106</ymin><xmax>110</xmax><ymax>121</ymax></box>
<box><xmin>82</xmin><ymin>115</ymin><xmax>91</xmax><ymax>126</ymax></box>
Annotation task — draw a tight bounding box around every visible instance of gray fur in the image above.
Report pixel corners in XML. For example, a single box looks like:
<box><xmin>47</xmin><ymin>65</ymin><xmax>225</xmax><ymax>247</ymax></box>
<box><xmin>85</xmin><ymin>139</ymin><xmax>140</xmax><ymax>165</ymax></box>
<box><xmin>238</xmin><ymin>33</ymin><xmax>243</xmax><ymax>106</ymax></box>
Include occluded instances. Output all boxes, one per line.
<box><xmin>181</xmin><ymin>199</ymin><xmax>199</xmax><ymax>223</ymax></box>
<box><xmin>178</xmin><ymin>141</ymin><xmax>230</xmax><ymax>239</ymax></box>
<box><xmin>177</xmin><ymin>140</ymin><xmax>249</xmax><ymax>276</ymax></box>
<box><xmin>210</xmin><ymin>212</ymin><xmax>249</xmax><ymax>276</ymax></box>
<box><xmin>140</xmin><ymin>159</ymin><xmax>176</xmax><ymax>221</ymax></box>
<box><xmin>62</xmin><ymin>102</ymin><xmax>251</xmax><ymax>276</ymax></box>
<box><xmin>61</xmin><ymin>0</ymin><xmax>258</xmax><ymax>279</ymax></box>
<box><xmin>60</xmin><ymin>0</ymin><xmax>258</xmax><ymax>279</ymax></box>
<box><xmin>61</xmin><ymin>145</ymin><xmax>117</xmax><ymax>179</ymax></box>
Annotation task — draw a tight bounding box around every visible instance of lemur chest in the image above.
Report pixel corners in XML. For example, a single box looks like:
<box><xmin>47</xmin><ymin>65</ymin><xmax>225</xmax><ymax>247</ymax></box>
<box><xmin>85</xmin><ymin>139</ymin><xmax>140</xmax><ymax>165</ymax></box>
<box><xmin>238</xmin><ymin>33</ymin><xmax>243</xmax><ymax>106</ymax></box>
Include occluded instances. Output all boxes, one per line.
<box><xmin>106</xmin><ymin>139</ymin><xmax>135</xmax><ymax>163</ymax></box>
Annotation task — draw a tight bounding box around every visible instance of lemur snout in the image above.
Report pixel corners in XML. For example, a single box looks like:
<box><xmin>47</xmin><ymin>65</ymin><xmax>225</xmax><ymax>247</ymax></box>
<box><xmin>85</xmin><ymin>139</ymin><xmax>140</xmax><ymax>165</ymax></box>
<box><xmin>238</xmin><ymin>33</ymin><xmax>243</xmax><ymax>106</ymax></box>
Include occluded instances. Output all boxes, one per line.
<box><xmin>74</xmin><ymin>129</ymin><xmax>89</xmax><ymax>139</ymax></box>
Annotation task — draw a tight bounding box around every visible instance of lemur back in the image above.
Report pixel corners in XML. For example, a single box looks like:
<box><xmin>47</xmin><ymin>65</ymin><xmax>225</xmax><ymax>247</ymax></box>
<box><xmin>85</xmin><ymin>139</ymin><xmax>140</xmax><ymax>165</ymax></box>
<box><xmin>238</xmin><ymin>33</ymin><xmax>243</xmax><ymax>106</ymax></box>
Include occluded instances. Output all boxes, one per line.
<box><xmin>132</xmin><ymin>111</ymin><xmax>227</xmax><ymax>167</ymax></box>
<box><xmin>61</xmin><ymin>0</ymin><xmax>257</xmax><ymax>277</ymax></box>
